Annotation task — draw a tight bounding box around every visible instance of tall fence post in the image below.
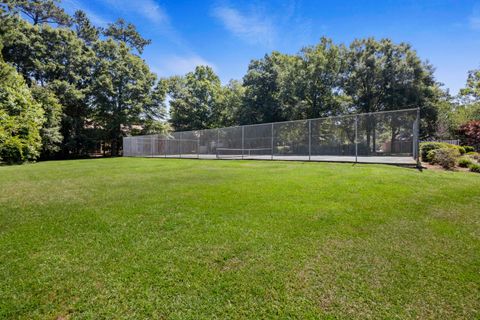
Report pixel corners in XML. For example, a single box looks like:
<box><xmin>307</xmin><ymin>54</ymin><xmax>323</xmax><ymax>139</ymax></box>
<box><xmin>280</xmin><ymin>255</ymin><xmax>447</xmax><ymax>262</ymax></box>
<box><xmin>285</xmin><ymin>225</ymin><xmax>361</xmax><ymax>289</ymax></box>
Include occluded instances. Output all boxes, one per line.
<box><xmin>271</xmin><ymin>123</ymin><xmax>274</xmax><ymax>160</ymax></box>
<box><xmin>164</xmin><ymin>139</ymin><xmax>167</xmax><ymax>158</ymax></box>
<box><xmin>179</xmin><ymin>132</ymin><xmax>182</xmax><ymax>158</ymax></box>
<box><xmin>415</xmin><ymin>108</ymin><xmax>421</xmax><ymax>167</ymax></box>
<box><xmin>242</xmin><ymin>126</ymin><xmax>245</xmax><ymax>160</ymax></box>
<box><xmin>197</xmin><ymin>132</ymin><xmax>200</xmax><ymax>159</ymax></box>
<box><xmin>308</xmin><ymin>120</ymin><xmax>312</xmax><ymax>161</ymax></box>
<box><xmin>355</xmin><ymin>115</ymin><xmax>358</xmax><ymax>163</ymax></box>
<box><xmin>216</xmin><ymin>128</ymin><xmax>220</xmax><ymax>159</ymax></box>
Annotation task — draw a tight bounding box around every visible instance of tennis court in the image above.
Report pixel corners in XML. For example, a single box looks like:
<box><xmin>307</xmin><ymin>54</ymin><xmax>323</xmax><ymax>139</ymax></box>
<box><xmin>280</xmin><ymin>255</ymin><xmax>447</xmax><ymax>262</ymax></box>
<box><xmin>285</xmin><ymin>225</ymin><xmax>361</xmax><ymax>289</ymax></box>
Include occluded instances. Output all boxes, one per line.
<box><xmin>124</xmin><ymin>108</ymin><xmax>420</xmax><ymax>165</ymax></box>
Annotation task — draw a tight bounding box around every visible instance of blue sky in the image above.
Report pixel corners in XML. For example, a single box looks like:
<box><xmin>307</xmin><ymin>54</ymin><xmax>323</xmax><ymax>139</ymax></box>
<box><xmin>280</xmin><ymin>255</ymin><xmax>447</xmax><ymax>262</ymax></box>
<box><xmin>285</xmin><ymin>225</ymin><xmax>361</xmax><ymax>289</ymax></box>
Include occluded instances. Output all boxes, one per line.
<box><xmin>61</xmin><ymin>0</ymin><xmax>480</xmax><ymax>94</ymax></box>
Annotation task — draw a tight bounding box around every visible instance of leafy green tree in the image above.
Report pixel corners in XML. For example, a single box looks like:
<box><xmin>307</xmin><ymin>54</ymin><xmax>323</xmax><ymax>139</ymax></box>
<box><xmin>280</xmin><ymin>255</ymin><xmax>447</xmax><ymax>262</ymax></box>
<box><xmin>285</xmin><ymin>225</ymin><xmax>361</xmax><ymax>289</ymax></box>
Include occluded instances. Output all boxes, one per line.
<box><xmin>90</xmin><ymin>39</ymin><xmax>157</xmax><ymax>155</ymax></box>
<box><xmin>0</xmin><ymin>55</ymin><xmax>44</xmax><ymax>163</ymax></box>
<box><xmin>457</xmin><ymin>68</ymin><xmax>480</xmax><ymax>122</ymax></box>
<box><xmin>30</xmin><ymin>84</ymin><xmax>62</xmax><ymax>157</ymax></box>
<box><xmin>215</xmin><ymin>80</ymin><xmax>245</xmax><ymax>127</ymax></box>
<box><xmin>241</xmin><ymin>52</ymin><xmax>292</xmax><ymax>124</ymax></box>
<box><xmin>138</xmin><ymin>120</ymin><xmax>170</xmax><ymax>136</ymax></box>
<box><xmin>460</xmin><ymin>68</ymin><xmax>480</xmax><ymax>102</ymax></box>
<box><xmin>1</xmin><ymin>17</ymin><xmax>97</xmax><ymax>157</ymax></box>
<box><xmin>288</xmin><ymin>37</ymin><xmax>349</xmax><ymax>119</ymax></box>
<box><xmin>132</xmin><ymin>78</ymin><xmax>169</xmax><ymax>135</ymax></box>
<box><xmin>103</xmin><ymin>18</ymin><xmax>151</xmax><ymax>54</ymax></box>
<box><xmin>3</xmin><ymin>0</ymin><xmax>71</xmax><ymax>26</ymax></box>
<box><xmin>168</xmin><ymin>66</ymin><xmax>222</xmax><ymax>131</ymax></box>
<box><xmin>343</xmin><ymin>38</ymin><xmax>439</xmax><ymax>144</ymax></box>
<box><xmin>73</xmin><ymin>10</ymin><xmax>100</xmax><ymax>45</ymax></box>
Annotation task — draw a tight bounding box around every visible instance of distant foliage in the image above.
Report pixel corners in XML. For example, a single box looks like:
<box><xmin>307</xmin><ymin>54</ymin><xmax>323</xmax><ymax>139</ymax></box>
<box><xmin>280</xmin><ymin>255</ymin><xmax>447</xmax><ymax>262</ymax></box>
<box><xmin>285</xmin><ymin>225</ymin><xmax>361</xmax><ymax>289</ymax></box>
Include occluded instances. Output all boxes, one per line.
<box><xmin>458</xmin><ymin>120</ymin><xmax>480</xmax><ymax>151</ymax></box>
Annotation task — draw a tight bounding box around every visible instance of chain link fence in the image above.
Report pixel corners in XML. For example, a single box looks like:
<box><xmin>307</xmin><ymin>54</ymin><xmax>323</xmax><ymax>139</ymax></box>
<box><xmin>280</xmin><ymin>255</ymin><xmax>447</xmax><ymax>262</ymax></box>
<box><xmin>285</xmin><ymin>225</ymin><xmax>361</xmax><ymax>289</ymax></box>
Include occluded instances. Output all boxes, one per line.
<box><xmin>123</xmin><ymin>108</ymin><xmax>419</xmax><ymax>164</ymax></box>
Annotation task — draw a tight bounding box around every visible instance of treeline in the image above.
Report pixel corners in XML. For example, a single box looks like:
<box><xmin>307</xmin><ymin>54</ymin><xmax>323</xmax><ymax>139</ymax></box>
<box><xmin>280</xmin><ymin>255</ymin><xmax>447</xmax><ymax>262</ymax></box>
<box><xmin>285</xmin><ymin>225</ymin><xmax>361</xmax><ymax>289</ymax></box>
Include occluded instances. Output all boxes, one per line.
<box><xmin>1</xmin><ymin>0</ymin><xmax>479</xmax><ymax>163</ymax></box>
<box><xmin>162</xmin><ymin>39</ymin><xmax>479</xmax><ymax>148</ymax></box>
<box><xmin>0</xmin><ymin>0</ymin><xmax>166</xmax><ymax>162</ymax></box>
<box><xmin>169</xmin><ymin>39</ymin><xmax>440</xmax><ymax>135</ymax></box>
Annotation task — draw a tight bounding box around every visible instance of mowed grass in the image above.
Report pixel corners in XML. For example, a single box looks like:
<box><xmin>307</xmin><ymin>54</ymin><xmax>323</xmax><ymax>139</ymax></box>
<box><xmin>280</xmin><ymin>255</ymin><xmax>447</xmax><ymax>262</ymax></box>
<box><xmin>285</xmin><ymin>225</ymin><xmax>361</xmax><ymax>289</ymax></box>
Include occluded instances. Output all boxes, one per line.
<box><xmin>0</xmin><ymin>158</ymin><xmax>479</xmax><ymax>319</ymax></box>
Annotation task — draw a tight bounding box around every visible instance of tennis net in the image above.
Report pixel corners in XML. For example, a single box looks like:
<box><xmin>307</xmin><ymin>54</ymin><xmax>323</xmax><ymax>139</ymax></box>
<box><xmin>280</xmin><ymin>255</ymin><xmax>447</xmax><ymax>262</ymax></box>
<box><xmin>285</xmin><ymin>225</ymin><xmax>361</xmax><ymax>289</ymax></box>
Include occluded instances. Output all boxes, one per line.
<box><xmin>217</xmin><ymin>147</ymin><xmax>272</xmax><ymax>159</ymax></box>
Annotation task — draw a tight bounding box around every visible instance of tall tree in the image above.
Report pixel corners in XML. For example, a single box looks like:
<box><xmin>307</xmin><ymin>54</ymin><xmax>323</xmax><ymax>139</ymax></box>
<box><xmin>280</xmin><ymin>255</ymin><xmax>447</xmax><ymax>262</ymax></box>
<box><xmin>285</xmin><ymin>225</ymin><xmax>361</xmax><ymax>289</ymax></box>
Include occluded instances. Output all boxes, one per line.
<box><xmin>343</xmin><ymin>38</ymin><xmax>439</xmax><ymax>145</ymax></box>
<box><xmin>0</xmin><ymin>53</ymin><xmax>44</xmax><ymax>163</ymax></box>
<box><xmin>1</xmin><ymin>18</ymin><xmax>97</xmax><ymax>157</ymax></box>
<box><xmin>3</xmin><ymin>0</ymin><xmax>71</xmax><ymax>26</ymax></box>
<box><xmin>460</xmin><ymin>68</ymin><xmax>480</xmax><ymax>102</ymax></box>
<box><xmin>168</xmin><ymin>65</ymin><xmax>222</xmax><ymax>131</ymax></box>
<box><xmin>30</xmin><ymin>84</ymin><xmax>63</xmax><ymax>157</ymax></box>
<box><xmin>103</xmin><ymin>18</ymin><xmax>151</xmax><ymax>54</ymax></box>
<box><xmin>241</xmin><ymin>52</ymin><xmax>292</xmax><ymax>124</ymax></box>
<box><xmin>215</xmin><ymin>80</ymin><xmax>245</xmax><ymax>127</ymax></box>
<box><xmin>73</xmin><ymin>9</ymin><xmax>100</xmax><ymax>45</ymax></box>
<box><xmin>288</xmin><ymin>37</ymin><xmax>349</xmax><ymax>119</ymax></box>
<box><xmin>90</xmin><ymin>39</ymin><xmax>157</xmax><ymax>155</ymax></box>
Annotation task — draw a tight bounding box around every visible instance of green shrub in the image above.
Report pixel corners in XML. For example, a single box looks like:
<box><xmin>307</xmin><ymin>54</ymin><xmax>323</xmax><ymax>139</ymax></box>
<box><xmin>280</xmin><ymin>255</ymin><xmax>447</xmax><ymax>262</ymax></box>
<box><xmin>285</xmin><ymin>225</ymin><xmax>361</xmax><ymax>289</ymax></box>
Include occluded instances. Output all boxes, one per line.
<box><xmin>469</xmin><ymin>163</ymin><xmax>480</xmax><ymax>173</ymax></box>
<box><xmin>463</xmin><ymin>146</ymin><xmax>475</xmax><ymax>153</ymax></box>
<box><xmin>458</xmin><ymin>156</ymin><xmax>474</xmax><ymax>168</ymax></box>
<box><xmin>431</xmin><ymin>147</ymin><xmax>460</xmax><ymax>169</ymax></box>
<box><xmin>466</xmin><ymin>152</ymin><xmax>480</xmax><ymax>160</ymax></box>
<box><xmin>0</xmin><ymin>137</ymin><xmax>24</xmax><ymax>164</ymax></box>
<box><xmin>426</xmin><ymin>149</ymin><xmax>438</xmax><ymax>163</ymax></box>
<box><xmin>420</xmin><ymin>142</ymin><xmax>465</xmax><ymax>161</ymax></box>
<box><xmin>420</xmin><ymin>142</ymin><xmax>447</xmax><ymax>161</ymax></box>
<box><xmin>456</xmin><ymin>146</ymin><xmax>466</xmax><ymax>155</ymax></box>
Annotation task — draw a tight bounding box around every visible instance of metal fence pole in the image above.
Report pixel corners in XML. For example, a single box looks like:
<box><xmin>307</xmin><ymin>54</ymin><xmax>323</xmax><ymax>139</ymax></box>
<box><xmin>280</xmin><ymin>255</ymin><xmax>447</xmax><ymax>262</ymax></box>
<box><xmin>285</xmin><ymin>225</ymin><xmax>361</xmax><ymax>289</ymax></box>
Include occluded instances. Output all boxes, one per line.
<box><xmin>355</xmin><ymin>115</ymin><xmax>358</xmax><ymax>163</ymax></box>
<box><xmin>271</xmin><ymin>123</ymin><xmax>274</xmax><ymax>160</ymax></box>
<box><xmin>308</xmin><ymin>120</ymin><xmax>312</xmax><ymax>161</ymax></box>
<box><xmin>412</xmin><ymin>119</ymin><xmax>416</xmax><ymax>160</ymax></box>
<box><xmin>197</xmin><ymin>133</ymin><xmax>200</xmax><ymax>159</ymax></box>
<box><xmin>242</xmin><ymin>126</ymin><xmax>245</xmax><ymax>160</ymax></box>
<box><xmin>415</xmin><ymin>108</ymin><xmax>421</xmax><ymax>167</ymax></box>
<box><xmin>216</xmin><ymin>128</ymin><xmax>219</xmax><ymax>159</ymax></box>
<box><xmin>179</xmin><ymin>132</ymin><xmax>182</xmax><ymax>158</ymax></box>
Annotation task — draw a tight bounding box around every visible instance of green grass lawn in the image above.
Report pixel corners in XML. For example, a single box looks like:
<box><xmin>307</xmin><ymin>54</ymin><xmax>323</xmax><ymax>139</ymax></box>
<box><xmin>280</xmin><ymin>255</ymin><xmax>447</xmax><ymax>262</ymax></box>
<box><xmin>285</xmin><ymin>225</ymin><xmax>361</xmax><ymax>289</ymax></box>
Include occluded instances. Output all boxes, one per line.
<box><xmin>0</xmin><ymin>158</ymin><xmax>479</xmax><ymax>319</ymax></box>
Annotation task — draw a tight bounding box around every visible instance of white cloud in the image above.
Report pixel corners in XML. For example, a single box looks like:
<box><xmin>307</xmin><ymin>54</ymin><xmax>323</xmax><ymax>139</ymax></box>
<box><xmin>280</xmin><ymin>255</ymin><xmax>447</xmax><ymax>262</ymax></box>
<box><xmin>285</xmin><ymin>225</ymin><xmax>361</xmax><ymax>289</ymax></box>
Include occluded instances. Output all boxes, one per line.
<box><xmin>153</xmin><ymin>55</ymin><xmax>217</xmax><ymax>77</ymax></box>
<box><xmin>103</xmin><ymin>0</ymin><xmax>168</xmax><ymax>24</ymax></box>
<box><xmin>211</xmin><ymin>5</ymin><xmax>276</xmax><ymax>46</ymax></box>
<box><xmin>62</xmin><ymin>0</ymin><xmax>110</xmax><ymax>26</ymax></box>
<box><xmin>137</xmin><ymin>0</ymin><xmax>168</xmax><ymax>23</ymax></box>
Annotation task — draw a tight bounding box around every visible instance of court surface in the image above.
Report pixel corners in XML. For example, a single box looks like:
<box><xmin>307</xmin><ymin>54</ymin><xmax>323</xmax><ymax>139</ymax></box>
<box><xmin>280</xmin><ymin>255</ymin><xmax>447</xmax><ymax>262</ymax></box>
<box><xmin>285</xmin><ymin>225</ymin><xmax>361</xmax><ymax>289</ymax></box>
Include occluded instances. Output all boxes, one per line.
<box><xmin>144</xmin><ymin>154</ymin><xmax>417</xmax><ymax>165</ymax></box>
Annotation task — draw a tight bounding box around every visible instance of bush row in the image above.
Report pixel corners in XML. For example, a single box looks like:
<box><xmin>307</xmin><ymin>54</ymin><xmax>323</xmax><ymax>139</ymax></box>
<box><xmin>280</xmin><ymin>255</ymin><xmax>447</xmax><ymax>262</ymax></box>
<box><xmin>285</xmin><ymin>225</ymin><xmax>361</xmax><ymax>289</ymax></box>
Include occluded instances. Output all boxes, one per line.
<box><xmin>420</xmin><ymin>142</ymin><xmax>480</xmax><ymax>172</ymax></box>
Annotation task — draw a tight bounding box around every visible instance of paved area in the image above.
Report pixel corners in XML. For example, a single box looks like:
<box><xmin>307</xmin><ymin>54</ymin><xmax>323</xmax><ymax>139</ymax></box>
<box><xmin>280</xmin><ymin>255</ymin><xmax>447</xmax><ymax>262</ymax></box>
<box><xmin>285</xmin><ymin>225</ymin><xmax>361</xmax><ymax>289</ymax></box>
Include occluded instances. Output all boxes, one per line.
<box><xmin>136</xmin><ymin>154</ymin><xmax>417</xmax><ymax>165</ymax></box>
